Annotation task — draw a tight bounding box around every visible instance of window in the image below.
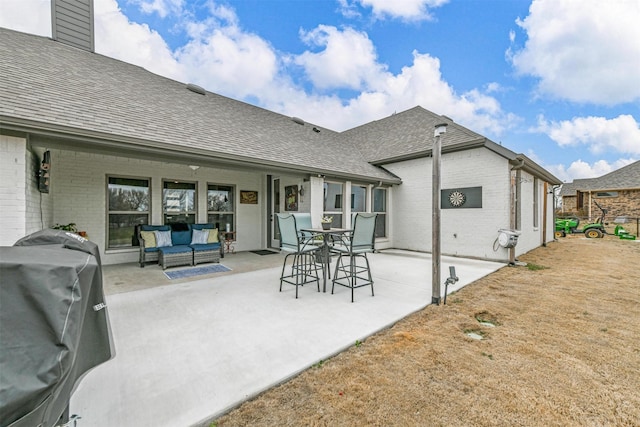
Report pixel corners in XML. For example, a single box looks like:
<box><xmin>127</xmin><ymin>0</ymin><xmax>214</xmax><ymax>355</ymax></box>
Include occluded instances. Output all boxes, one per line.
<box><xmin>323</xmin><ymin>182</ymin><xmax>343</xmax><ymax>227</ymax></box>
<box><xmin>373</xmin><ymin>187</ymin><xmax>387</xmax><ymax>238</ymax></box>
<box><xmin>163</xmin><ymin>180</ymin><xmax>196</xmax><ymax>224</ymax></box>
<box><xmin>596</xmin><ymin>191</ymin><xmax>618</xmax><ymax>197</ymax></box>
<box><xmin>351</xmin><ymin>185</ymin><xmax>367</xmax><ymax>212</ymax></box>
<box><xmin>107</xmin><ymin>176</ymin><xmax>150</xmax><ymax>249</ymax></box>
<box><xmin>207</xmin><ymin>184</ymin><xmax>235</xmax><ymax>231</ymax></box>
<box><xmin>533</xmin><ymin>178</ymin><xmax>539</xmax><ymax>228</ymax></box>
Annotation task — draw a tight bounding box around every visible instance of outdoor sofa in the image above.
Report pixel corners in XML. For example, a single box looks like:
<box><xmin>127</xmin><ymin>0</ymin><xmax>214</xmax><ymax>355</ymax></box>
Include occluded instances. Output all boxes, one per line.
<box><xmin>138</xmin><ymin>223</ymin><xmax>223</xmax><ymax>270</ymax></box>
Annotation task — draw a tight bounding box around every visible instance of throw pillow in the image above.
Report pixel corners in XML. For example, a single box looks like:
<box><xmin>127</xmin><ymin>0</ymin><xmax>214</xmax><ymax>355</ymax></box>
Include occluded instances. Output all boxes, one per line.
<box><xmin>154</xmin><ymin>230</ymin><xmax>173</xmax><ymax>248</ymax></box>
<box><xmin>207</xmin><ymin>228</ymin><xmax>219</xmax><ymax>243</ymax></box>
<box><xmin>140</xmin><ymin>230</ymin><xmax>157</xmax><ymax>248</ymax></box>
<box><xmin>190</xmin><ymin>229</ymin><xmax>209</xmax><ymax>245</ymax></box>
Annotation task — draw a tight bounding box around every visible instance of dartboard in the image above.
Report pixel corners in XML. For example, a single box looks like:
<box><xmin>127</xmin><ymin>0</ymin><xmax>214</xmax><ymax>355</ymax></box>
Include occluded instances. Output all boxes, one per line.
<box><xmin>449</xmin><ymin>190</ymin><xmax>466</xmax><ymax>207</ymax></box>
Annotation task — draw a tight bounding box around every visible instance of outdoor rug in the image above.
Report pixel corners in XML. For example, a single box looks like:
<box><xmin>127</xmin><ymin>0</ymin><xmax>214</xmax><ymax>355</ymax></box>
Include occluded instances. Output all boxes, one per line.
<box><xmin>164</xmin><ymin>264</ymin><xmax>231</xmax><ymax>280</ymax></box>
<box><xmin>250</xmin><ymin>250</ymin><xmax>278</xmax><ymax>255</ymax></box>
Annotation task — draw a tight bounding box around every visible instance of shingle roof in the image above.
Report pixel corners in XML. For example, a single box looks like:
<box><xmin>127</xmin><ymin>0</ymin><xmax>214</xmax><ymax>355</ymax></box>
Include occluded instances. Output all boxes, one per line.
<box><xmin>0</xmin><ymin>28</ymin><xmax>396</xmax><ymax>183</ymax></box>
<box><xmin>341</xmin><ymin>106</ymin><xmax>488</xmax><ymax>164</ymax></box>
<box><xmin>559</xmin><ymin>161</ymin><xmax>640</xmax><ymax>196</ymax></box>
<box><xmin>0</xmin><ymin>27</ymin><xmax>561</xmax><ymax>186</ymax></box>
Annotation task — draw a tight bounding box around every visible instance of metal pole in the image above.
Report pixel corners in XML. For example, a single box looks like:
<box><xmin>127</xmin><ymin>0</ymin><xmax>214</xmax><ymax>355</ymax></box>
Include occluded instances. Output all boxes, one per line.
<box><xmin>432</xmin><ymin>123</ymin><xmax>447</xmax><ymax>305</ymax></box>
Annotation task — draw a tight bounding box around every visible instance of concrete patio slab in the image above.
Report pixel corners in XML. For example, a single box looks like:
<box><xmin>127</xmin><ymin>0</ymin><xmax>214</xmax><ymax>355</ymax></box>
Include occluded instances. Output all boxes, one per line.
<box><xmin>69</xmin><ymin>250</ymin><xmax>503</xmax><ymax>427</ymax></box>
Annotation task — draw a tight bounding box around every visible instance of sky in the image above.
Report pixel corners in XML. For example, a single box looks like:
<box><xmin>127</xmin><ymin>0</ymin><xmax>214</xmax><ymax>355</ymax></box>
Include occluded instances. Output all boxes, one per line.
<box><xmin>1</xmin><ymin>0</ymin><xmax>639</xmax><ymax>183</ymax></box>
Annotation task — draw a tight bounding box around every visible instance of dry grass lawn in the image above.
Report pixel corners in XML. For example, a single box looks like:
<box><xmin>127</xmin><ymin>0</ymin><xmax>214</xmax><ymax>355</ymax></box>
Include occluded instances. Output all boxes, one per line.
<box><xmin>214</xmin><ymin>236</ymin><xmax>640</xmax><ymax>426</ymax></box>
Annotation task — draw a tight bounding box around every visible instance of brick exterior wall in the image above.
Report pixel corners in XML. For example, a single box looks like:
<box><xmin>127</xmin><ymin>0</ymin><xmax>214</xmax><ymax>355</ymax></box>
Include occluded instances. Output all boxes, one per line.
<box><xmin>384</xmin><ymin>147</ymin><xmax>555</xmax><ymax>262</ymax></box>
<box><xmin>589</xmin><ymin>190</ymin><xmax>640</xmax><ymax>218</ymax></box>
<box><xmin>50</xmin><ymin>149</ymin><xmax>266</xmax><ymax>265</ymax></box>
<box><xmin>0</xmin><ymin>135</ymin><xmax>28</xmax><ymax>245</ymax></box>
<box><xmin>562</xmin><ymin>190</ymin><xmax>640</xmax><ymax>219</ymax></box>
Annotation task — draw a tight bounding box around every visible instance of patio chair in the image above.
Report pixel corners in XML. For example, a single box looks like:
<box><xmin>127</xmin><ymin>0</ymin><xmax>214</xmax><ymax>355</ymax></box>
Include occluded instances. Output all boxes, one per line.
<box><xmin>276</xmin><ymin>213</ymin><xmax>321</xmax><ymax>298</ymax></box>
<box><xmin>292</xmin><ymin>212</ymin><xmax>314</xmax><ymax>243</ymax></box>
<box><xmin>292</xmin><ymin>212</ymin><xmax>327</xmax><ymax>267</ymax></box>
<box><xmin>331</xmin><ymin>213</ymin><xmax>377</xmax><ymax>302</ymax></box>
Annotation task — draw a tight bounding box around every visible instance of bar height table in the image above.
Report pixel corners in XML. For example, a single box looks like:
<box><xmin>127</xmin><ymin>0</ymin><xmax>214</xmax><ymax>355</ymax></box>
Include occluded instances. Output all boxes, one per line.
<box><xmin>301</xmin><ymin>227</ymin><xmax>351</xmax><ymax>292</ymax></box>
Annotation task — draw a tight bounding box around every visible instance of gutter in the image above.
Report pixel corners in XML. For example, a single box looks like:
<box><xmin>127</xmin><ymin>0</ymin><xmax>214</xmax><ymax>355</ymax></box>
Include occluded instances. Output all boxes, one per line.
<box><xmin>369</xmin><ymin>139</ymin><xmax>488</xmax><ymax>165</ymax></box>
<box><xmin>1</xmin><ymin>117</ymin><xmax>401</xmax><ymax>185</ymax></box>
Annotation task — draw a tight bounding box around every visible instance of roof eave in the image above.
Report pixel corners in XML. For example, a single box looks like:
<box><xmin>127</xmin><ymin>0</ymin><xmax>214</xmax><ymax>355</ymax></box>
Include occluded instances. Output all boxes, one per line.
<box><xmin>370</xmin><ymin>138</ymin><xmax>507</xmax><ymax>165</ymax></box>
<box><xmin>2</xmin><ymin>117</ymin><xmax>401</xmax><ymax>185</ymax></box>
<box><xmin>510</xmin><ymin>154</ymin><xmax>562</xmax><ymax>185</ymax></box>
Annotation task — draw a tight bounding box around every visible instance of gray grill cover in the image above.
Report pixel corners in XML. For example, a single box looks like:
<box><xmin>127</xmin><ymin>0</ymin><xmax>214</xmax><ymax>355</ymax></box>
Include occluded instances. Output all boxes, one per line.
<box><xmin>0</xmin><ymin>229</ymin><xmax>114</xmax><ymax>427</ymax></box>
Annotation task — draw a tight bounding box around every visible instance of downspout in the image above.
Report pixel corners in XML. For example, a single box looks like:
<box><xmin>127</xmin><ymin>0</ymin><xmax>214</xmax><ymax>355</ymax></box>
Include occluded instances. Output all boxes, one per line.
<box><xmin>510</xmin><ymin>159</ymin><xmax>525</xmax><ymax>264</ymax></box>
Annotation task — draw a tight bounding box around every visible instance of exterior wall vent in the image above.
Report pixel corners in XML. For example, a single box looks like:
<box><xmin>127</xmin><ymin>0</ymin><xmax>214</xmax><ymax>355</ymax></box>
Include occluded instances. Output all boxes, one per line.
<box><xmin>291</xmin><ymin>117</ymin><xmax>305</xmax><ymax>125</ymax></box>
<box><xmin>186</xmin><ymin>83</ymin><xmax>206</xmax><ymax>95</ymax></box>
<box><xmin>51</xmin><ymin>0</ymin><xmax>95</xmax><ymax>52</ymax></box>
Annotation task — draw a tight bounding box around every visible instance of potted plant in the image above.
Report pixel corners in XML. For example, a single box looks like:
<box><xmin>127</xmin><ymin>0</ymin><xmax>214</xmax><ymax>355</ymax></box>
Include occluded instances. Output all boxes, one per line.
<box><xmin>52</xmin><ymin>223</ymin><xmax>78</xmax><ymax>232</ymax></box>
<box><xmin>52</xmin><ymin>223</ymin><xmax>88</xmax><ymax>238</ymax></box>
<box><xmin>321</xmin><ymin>216</ymin><xmax>333</xmax><ymax>230</ymax></box>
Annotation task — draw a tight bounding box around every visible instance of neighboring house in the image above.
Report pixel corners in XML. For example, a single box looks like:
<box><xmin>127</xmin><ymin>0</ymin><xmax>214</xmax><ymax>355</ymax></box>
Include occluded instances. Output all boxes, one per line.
<box><xmin>559</xmin><ymin>161</ymin><xmax>640</xmax><ymax>220</ymax></box>
<box><xmin>0</xmin><ymin>5</ymin><xmax>561</xmax><ymax>265</ymax></box>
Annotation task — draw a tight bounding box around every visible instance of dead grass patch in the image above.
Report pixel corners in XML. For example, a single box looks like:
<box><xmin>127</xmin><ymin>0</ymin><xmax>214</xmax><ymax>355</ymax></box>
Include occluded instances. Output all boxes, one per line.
<box><xmin>214</xmin><ymin>236</ymin><xmax>640</xmax><ymax>426</ymax></box>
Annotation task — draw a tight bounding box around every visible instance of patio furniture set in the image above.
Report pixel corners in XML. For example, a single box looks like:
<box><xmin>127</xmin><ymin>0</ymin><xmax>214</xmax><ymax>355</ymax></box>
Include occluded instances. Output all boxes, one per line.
<box><xmin>138</xmin><ymin>223</ymin><xmax>224</xmax><ymax>270</ymax></box>
<box><xmin>276</xmin><ymin>212</ymin><xmax>378</xmax><ymax>302</ymax></box>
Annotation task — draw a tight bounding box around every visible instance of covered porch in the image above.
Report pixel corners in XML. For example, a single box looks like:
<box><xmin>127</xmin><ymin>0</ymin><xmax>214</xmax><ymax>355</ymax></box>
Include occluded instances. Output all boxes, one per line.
<box><xmin>70</xmin><ymin>249</ymin><xmax>503</xmax><ymax>427</ymax></box>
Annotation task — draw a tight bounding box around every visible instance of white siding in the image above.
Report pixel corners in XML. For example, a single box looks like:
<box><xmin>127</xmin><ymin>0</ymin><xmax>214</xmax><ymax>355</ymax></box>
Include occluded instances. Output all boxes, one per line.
<box><xmin>51</xmin><ymin>149</ymin><xmax>265</xmax><ymax>265</ymax></box>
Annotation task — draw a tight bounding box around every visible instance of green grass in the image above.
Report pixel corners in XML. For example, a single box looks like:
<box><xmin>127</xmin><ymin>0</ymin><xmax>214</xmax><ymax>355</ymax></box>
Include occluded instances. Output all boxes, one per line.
<box><xmin>526</xmin><ymin>262</ymin><xmax>548</xmax><ymax>271</ymax></box>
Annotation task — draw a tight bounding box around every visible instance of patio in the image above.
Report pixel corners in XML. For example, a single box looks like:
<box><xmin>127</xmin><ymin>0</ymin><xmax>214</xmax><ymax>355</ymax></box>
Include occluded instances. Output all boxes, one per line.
<box><xmin>69</xmin><ymin>250</ymin><xmax>503</xmax><ymax>427</ymax></box>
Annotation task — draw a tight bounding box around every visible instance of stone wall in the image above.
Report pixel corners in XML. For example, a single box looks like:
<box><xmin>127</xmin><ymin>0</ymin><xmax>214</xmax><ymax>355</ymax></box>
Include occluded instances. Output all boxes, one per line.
<box><xmin>562</xmin><ymin>190</ymin><xmax>640</xmax><ymax>219</ymax></box>
<box><xmin>590</xmin><ymin>190</ymin><xmax>640</xmax><ymax>217</ymax></box>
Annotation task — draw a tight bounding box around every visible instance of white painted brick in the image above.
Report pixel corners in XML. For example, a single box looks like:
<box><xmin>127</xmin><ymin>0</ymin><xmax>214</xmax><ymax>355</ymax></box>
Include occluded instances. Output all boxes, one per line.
<box><xmin>0</xmin><ymin>135</ymin><xmax>28</xmax><ymax>245</ymax></box>
<box><xmin>385</xmin><ymin>148</ymin><xmax>551</xmax><ymax>262</ymax></box>
<box><xmin>50</xmin><ymin>149</ymin><xmax>266</xmax><ymax>265</ymax></box>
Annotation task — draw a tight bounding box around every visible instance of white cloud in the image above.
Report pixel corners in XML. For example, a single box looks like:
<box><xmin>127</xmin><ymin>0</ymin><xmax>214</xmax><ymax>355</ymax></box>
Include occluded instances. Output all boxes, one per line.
<box><xmin>536</xmin><ymin>115</ymin><xmax>640</xmax><ymax>155</ymax></box>
<box><xmin>274</xmin><ymin>47</ymin><xmax>514</xmax><ymax>134</ymax></box>
<box><xmin>295</xmin><ymin>25</ymin><xmax>386</xmax><ymax>90</ymax></box>
<box><xmin>0</xmin><ymin>0</ymin><xmax>510</xmax><ymax>135</ymax></box>
<box><xmin>340</xmin><ymin>0</ymin><xmax>449</xmax><ymax>21</ymax></box>
<box><xmin>509</xmin><ymin>0</ymin><xmax>640</xmax><ymax>105</ymax></box>
<box><xmin>93</xmin><ymin>0</ymin><xmax>186</xmax><ymax>82</ymax></box>
<box><xmin>547</xmin><ymin>158</ymin><xmax>637</xmax><ymax>182</ymax></box>
<box><xmin>130</xmin><ymin>0</ymin><xmax>185</xmax><ymax>18</ymax></box>
<box><xmin>175</xmin><ymin>4</ymin><xmax>279</xmax><ymax>97</ymax></box>
<box><xmin>0</xmin><ymin>0</ymin><xmax>50</xmax><ymax>36</ymax></box>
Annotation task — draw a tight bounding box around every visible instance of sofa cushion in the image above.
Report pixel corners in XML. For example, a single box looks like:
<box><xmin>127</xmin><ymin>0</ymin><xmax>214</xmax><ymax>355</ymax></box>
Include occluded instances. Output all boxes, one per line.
<box><xmin>159</xmin><ymin>245</ymin><xmax>192</xmax><ymax>254</ymax></box>
<box><xmin>140</xmin><ymin>230</ymin><xmax>157</xmax><ymax>248</ymax></box>
<box><xmin>172</xmin><ymin>230</ymin><xmax>191</xmax><ymax>246</ymax></box>
<box><xmin>190</xmin><ymin>243</ymin><xmax>221</xmax><ymax>252</ymax></box>
<box><xmin>191</xmin><ymin>229</ymin><xmax>209</xmax><ymax>245</ymax></box>
<box><xmin>155</xmin><ymin>230</ymin><xmax>173</xmax><ymax>247</ymax></box>
<box><xmin>207</xmin><ymin>228</ymin><xmax>219</xmax><ymax>243</ymax></box>
<box><xmin>143</xmin><ymin>246</ymin><xmax>160</xmax><ymax>253</ymax></box>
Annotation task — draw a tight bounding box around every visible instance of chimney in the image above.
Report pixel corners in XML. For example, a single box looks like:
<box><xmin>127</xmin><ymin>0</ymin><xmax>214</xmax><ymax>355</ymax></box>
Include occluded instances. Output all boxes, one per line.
<box><xmin>51</xmin><ymin>0</ymin><xmax>95</xmax><ymax>52</ymax></box>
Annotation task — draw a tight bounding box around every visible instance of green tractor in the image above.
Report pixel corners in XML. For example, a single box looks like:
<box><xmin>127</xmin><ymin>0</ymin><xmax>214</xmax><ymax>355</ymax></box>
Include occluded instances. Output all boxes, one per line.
<box><xmin>555</xmin><ymin>201</ymin><xmax>608</xmax><ymax>239</ymax></box>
